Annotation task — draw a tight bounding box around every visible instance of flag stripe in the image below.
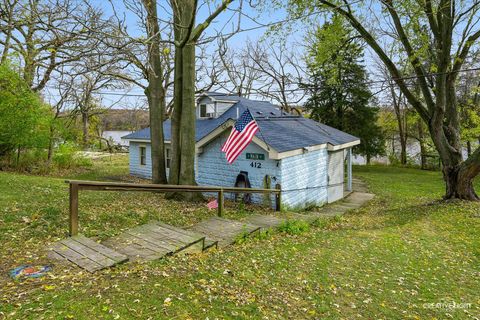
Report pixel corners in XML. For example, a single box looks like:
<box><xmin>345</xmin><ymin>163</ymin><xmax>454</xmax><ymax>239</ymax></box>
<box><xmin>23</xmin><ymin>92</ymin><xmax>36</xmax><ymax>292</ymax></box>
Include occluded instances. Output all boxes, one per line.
<box><xmin>221</xmin><ymin>128</ymin><xmax>238</xmax><ymax>152</ymax></box>
<box><xmin>222</xmin><ymin>109</ymin><xmax>259</xmax><ymax>164</ymax></box>
<box><xmin>221</xmin><ymin>127</ymin><xmax>235</xmax><ymax>151</ymax></box>
<box><xmin>227</xmin><ymin>126</ymin><xmax>258</xmax><ymax>163</ymax></box>
<box><xmin>226</xmin><ymin>124</ymin><xmax>258</xmax><ymax>163</ymax></box>
<box><xmin>226</xmin><ymin>123</ymin><xmax>259</xmax><ymax>163</ymax></box>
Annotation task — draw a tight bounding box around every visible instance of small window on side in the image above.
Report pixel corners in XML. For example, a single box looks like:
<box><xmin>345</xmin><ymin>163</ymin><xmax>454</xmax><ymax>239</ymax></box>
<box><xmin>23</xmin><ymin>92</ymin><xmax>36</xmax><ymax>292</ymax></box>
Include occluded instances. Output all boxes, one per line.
<box><xmin>199</xmin><ymin>103</ymin><xmax>215</xmax><ymax>118</ymax></box>
<box><xmin>140</xmin><ymin>146</ymin><xmax>146</xmax><ymax>165</ymax></box>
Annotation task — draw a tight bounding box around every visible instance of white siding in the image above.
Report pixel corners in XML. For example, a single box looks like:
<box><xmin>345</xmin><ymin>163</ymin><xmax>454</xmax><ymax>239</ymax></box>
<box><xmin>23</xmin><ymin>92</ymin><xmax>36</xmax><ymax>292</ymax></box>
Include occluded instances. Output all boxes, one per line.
<box><xmin>327</xmin><ymin>150</ymin><xmax>344</xmax><ymax>203</ymax></box>
<box><xmin>196</xmin><ymin>96</ymin><xmax>235</xmax><ymax>119</ymax></box>
<box><xmin>279</xmin><ymin>148</ymin><xmax>329</xmax><ymax>209</ymax></box>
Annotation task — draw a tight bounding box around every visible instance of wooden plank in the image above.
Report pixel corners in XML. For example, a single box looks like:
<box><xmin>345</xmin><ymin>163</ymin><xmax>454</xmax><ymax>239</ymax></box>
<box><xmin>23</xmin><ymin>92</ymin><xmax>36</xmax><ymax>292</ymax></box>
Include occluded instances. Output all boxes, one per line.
<box><xmin>154</xmin><ymin>222</ymin><xmax>206</xmax><ymax>240</ymax></box>
<box><xmin>71</xmin><ymin>235</ymin><xmax>128</xmax><ymax>263</ymax></box>
<box><xmin>47</xmin><ymin>250</ymin><xmax>66</xmax><ymax>261</ymax></box>
<box><xmin>244</xmin><ymin>214</ymin><xmax>286</xmax><ymax>228</ymax></box>
<box><xmin>154</xmin><ymin>222</ymin><xmax>217</xmax><ymax>251</ymax></box>
<box><xmin>143</xmin><ymin>223</ymin><xmax>203</xmax><ymax>246</ymax></box>
<box><xmin>211</xmin><ymin>217</ymin><xmax>261</xmax><ymax>233</ymax></box>
<box><xmin>51</xmin><ymin>242</ymin><xmax>103</xmax><ymax>272</ymax></box>
<box><xmin>203</xmin><ymin>239</ymin><xmax>218</xmax><ymax>250</ymax></box>
<box><xmin>125</xmin><ymin>229</ymin><xmax>178</xmax><ymax>252</ymax></box>
<box><xmin>67</xmin><ymin>180</ymin><xmax>281</xmax><ymax>194</ymax></box>
<box><xmin>140</xmin><ymin>225</ymin><xmax>195</xmax><ymax>247</ymax></box>
<box><xmin>60</xmin><ymin>238</ymin><xmax>115</xmax><ymax>268</ymax></box>
<box><xmin>190</xmin><ymin>217</ymin><xmax>261</xmax><ymax>248</ymax></box>
<box><xmin>102</xmin><ymin>237</ymin><xmax>158</xmax><ymax>261</ymax></box>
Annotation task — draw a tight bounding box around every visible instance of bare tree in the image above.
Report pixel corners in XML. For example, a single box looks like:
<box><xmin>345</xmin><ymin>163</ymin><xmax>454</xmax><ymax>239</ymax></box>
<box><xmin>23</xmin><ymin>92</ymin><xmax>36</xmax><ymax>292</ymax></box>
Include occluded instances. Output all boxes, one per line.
<box><xmin>217</xmin><ymin>39</ymin><xmax>264</xmax><ymax>97</ymax></box>
<box><xmin>96</xmin><ymin>0</ymin><xmax>175</xmax><ymax>183</ymax></box>
<box><xmin>247</xmin><ymin>41</ymin><xmax>306</xmax><ymax>112</ymax></box>
<box><xmin>0</xmin><ymin>0</ymin><xmax>103</xmax><ymax>91</ymax></box>
<box><xmin>67</xmin><ymin>63</ymin><xmax>128</xmax><ymax>147</ymax></box>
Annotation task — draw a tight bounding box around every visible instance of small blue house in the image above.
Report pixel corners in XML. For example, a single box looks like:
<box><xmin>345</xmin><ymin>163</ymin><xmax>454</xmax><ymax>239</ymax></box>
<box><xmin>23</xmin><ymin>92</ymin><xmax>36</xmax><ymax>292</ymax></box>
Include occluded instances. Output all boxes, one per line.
<box><xmin>123</xmin><ymin>92</ymin><xmax>360</xmax><ymax>209</ymax></box>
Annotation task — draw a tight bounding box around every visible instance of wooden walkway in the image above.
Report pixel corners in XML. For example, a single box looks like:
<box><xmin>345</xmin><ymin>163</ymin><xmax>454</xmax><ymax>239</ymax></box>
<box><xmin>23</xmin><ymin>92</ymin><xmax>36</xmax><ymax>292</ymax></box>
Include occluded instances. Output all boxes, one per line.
<box><xmin>48</xmin><ymin>235</ymin><xmax>128</xmax><ymax>272</ymax></box>
<box><xmin>48</xmin><ymin>181</ymin><xmax>373</xmax><ymax>272</ymax></box>
<box><xmin>189</xmin><ymin>217</ymin><xmax>261</xmax><ymax>248</ymax></box>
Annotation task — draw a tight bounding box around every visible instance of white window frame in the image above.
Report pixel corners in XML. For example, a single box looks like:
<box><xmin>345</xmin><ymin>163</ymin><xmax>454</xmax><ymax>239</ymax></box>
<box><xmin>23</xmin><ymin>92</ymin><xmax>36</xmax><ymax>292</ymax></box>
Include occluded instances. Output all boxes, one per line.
<box><xmin>139</xmin><ymin>146</ymin><xmax>147</xmax><ymax>166</ymax></box>
<box><xmin>199</xmin><ymin>103</ymin><xmax>215</xmax><ymax>118</ymax></box>
<box><xmin>165</xmin><ymin>146</ymin><xmax>171</xmax><ymax>169</ymax></box>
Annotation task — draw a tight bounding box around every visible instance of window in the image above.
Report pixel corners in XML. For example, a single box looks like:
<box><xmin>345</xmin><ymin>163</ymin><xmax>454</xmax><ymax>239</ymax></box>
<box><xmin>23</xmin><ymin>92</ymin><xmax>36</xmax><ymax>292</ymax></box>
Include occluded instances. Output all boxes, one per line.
<box><xmin>139</xmin><ymin>146</ymin><xmax>146</xmax><ymax>165</ymax></box>
<box><xmin>165</xmin><ymin>147</ymin><xmax>171</xmax><ymax>169</ymax></box>
<box><xmin>200</xmin><ymin>104</ymin><xmax>207</xmax><ymax>117</ymax></box>
<box><xmin>199</xmin><ymin>103</ymin><xmax>215</xmax><ymax>118</ymax></box>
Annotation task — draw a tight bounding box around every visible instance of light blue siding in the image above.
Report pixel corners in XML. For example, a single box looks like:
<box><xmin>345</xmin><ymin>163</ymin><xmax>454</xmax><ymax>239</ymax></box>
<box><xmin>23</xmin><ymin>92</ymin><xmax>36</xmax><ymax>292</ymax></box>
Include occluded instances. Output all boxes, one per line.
<box><xmin>129</xmin><ymin>142</ymin><xmax>152</xmax><ymax>179</ymax></box>
<box><xmin>279</xmin><ymin>148</ymin><xmax>329</xmax><ymax>209</ymax></box>
<box><xmin>129</xmin><ymin>142</ymin><xmax>171</xmax><ymax>179</ymax></box>
<box><xmin>196</xmin><ymin>131</ymin><xmax>280</xmax><ymax>204</ymax></box>
<box><xmin>128</xmin><ymin>136</ymin><xmax>331</xmax><ymax>209</ymax></box>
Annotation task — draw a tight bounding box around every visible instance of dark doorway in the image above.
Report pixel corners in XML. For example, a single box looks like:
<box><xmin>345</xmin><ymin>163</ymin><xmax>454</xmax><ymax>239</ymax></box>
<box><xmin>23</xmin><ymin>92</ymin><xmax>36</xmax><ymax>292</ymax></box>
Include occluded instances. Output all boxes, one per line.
<box><xmin>234</xmin><ymin>171</ymin><xmax>252</xmax><ymax>203</ymax></box>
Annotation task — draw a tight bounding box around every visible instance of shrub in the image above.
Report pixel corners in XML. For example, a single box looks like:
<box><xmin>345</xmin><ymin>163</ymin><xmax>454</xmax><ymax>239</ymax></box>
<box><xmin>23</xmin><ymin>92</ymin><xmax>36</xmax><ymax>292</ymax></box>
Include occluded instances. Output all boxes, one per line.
<box><xmin>0</xmin><ymin>63</ymin><xmax>51</xmax><ymax>156</ymax></box>
<box><xmin>53</xmin><ymin>143</ymin><xmax>92</xmax><ymax>169</ymax></box>
<box><xmin>278</xmin><ymin>219</ymin><xmax>310</xmax><ymax>235</ymax></box>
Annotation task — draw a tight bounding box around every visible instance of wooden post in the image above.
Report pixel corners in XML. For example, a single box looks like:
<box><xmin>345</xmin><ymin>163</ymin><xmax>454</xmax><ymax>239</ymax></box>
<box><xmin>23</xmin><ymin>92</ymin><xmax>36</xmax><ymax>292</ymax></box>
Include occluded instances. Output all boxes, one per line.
<box><xmin>69</xmin><ymin>183</ymin><xmax>79</xmax><ymax>236</ymax></box>
<box><xmin>275</xmin><ymin>184</ymin><xmax>281</xmax><ymax>212</ymax></box>
<box><xmin>218</xmin><ymin>188</ymin><xmax>224</xmax><ymax>217</ymax></box>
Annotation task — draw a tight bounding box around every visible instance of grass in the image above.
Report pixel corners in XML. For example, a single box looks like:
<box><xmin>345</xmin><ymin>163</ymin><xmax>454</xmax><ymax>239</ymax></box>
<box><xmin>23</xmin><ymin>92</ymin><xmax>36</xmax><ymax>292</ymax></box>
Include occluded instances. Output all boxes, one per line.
<box><xmin>1</xmin><ymin>159</ymin><xmax>480</xmax><ymax>319</ymax></box>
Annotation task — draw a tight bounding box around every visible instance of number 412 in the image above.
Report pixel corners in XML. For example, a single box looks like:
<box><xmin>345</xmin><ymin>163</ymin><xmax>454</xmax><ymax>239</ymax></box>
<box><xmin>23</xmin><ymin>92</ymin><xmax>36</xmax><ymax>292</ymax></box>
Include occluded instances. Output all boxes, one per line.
<box><xmin>250</xmin><ymin>162</ymin><xmax>262</xmax><ymax>168</ymax></box>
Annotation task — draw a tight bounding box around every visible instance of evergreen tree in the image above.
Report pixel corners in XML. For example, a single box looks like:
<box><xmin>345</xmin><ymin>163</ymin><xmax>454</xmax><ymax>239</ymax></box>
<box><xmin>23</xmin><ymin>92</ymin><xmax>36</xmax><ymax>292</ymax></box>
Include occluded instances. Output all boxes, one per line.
<box><xmin>303</xmin><ymin>15</ymin><xmax>385</xmax><ymax>163</ymax></box>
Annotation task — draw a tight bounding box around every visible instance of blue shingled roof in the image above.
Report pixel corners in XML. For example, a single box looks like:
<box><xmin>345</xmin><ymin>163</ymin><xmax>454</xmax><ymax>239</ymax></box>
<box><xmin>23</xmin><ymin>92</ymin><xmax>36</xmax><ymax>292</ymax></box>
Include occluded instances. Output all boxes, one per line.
<box><xmin>122</xmin><ymin>93</ymin><xmax>359</xmax><ymax>153</ymax></box>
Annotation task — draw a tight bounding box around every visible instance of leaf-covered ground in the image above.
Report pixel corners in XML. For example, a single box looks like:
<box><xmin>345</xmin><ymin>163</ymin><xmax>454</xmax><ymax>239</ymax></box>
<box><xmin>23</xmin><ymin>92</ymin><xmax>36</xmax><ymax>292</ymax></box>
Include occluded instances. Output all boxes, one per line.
<box><xmin>0</xmin><ymin>156</ymin><xmax>479</xmax><ymax>319</ymax></box>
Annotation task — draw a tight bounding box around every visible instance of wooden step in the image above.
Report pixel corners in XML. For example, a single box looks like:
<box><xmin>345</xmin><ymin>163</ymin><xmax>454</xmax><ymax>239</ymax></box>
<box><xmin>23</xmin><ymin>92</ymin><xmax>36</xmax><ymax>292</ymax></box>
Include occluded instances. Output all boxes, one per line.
<box><xmin>153</xmin><ymin>221</ymin><xmax>218</xmax><ymax>252</ymax></box>
<box><xmin>189</xmin><ymin>217</ymin><xmax>261</xmax><ymax>248</ymax></box>
<box><xmin>244</xmin><ymin>214</ymin><xmax>286</xmax><ymax>229</ymax></box>
<box><xmin>48</xmin><ymin>235</ymin><xmax>128</xmax><ymax>272</ymax></box>
<box><xmin>102</xmin><ymin>222</ymin><xmax>205</xmax><ymax>261</ymax></box>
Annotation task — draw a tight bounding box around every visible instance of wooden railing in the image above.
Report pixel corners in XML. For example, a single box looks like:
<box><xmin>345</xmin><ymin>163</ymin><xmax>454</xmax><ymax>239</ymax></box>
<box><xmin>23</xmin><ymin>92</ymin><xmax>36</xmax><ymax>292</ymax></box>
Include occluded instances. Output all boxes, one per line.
<box><xmin>66</xmin><ymin>180</ymin><xmax>282</xmax><ymax>236</ymax></box>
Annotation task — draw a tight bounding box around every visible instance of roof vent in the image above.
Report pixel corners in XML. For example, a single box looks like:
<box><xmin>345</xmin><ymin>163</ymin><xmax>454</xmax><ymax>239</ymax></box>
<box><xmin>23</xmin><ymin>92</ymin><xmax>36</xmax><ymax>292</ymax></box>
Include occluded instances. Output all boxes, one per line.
<box><xmin>270</xmin><ymin>112</ymin><xmax>275</xmax><ymax>115</ymax></box>
<box><xmin>256</xmin><ymin>111</ymin><xmax>263</xmax><ymax>115</ymax></box>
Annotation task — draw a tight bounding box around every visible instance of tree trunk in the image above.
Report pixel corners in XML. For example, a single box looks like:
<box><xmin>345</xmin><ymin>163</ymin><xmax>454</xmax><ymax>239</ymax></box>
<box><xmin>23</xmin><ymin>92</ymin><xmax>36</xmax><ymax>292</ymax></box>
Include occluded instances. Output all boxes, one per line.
<box><xmin>443</xmin><ymin>165</ymin><xmax>479</xmax><ymax>200</ymax></box>
<box><xmin>169</xmin><ymin>0</ymin><xmax>198</xmax><ymax>198</ymax></box>
<box><xmin>429</xmin><ymin>119</ymin><xmax>480</xmax><ymax>200</ymax></box>
<box><xmin>391</xmin><ymin>87</ymin><xmax>407</xmax><ymax>164</ymax></box>
<box><xmin>16</xmin><ymin>146</ymin><xmax>21</xmax><ymax>166</ymax></box>
<box><xmin>467</xmin><ymin>141</ymin><xmax>472</xmax><ymax>157</ymax></box>
<box><xmin>143</xmin><ymin>0</ymin><xmax>167</xmax><ymax>184</ymax></box>
<box><xmin>82</xmin><ymin>112</ymin><xmax>89</xmax><ymax>147</ymax></box>
<box><xmin>47</xmin><ymin>125</ymin><xmax>55</xmax><ymax>164</ymax></box>
<box><xmin>417</xmin><ymin>119</ymin><xmax>427</xmax><ymax>170</ymax></box>
<box><xmin>168</xmin><ymin>0</ymin><xmax>232</xmax><ymax>200</ymax></box>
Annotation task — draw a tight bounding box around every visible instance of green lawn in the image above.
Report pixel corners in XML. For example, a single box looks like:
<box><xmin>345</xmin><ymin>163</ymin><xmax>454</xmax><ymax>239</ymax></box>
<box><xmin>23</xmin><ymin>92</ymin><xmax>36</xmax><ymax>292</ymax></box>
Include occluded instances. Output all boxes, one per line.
<box><xmin>1</xmin><ymin>158</ymin><xmax>479</xmax><ymax>319</ymax></box>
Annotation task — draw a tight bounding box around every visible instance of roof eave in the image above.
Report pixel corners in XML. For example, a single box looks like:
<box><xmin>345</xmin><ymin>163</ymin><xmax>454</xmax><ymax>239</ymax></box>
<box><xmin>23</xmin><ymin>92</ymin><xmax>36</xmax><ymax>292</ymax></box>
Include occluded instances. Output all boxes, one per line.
<box><xmin>327</xmin><ymin>140</ymin><xmax>360</xmax><ymax>151</ymax></box>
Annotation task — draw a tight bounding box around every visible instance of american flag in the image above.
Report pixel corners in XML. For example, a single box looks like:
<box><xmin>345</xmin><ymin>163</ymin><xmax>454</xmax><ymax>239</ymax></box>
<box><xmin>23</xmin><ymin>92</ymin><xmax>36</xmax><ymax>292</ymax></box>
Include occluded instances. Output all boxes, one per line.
<box><xmin>207</xmin><ymin>199</ymin><xmax>218</xmax><ymax>210</ymax></box>
<box><xmin>221</xmin><ymin>109</ymin><xmax>259</xmax><ymax>164</ymax></box>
